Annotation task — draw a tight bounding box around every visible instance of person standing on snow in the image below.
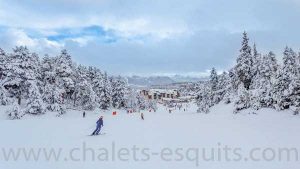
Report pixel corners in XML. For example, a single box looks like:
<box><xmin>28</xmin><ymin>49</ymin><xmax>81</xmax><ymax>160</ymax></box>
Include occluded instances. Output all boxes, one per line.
<box><xmin>141</xmin><ymin>113</ymin><xmax>144</xmax><ymax>120</ymax></box>
<box><xmin>91</xmin><ymin>116</ymin><xmax>104</xmax><ymax>135</ymax></box>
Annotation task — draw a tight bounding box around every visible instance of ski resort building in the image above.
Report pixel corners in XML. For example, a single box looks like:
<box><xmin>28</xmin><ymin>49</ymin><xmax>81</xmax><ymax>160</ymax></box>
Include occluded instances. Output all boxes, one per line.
<box><xmin>140</xmin><ymin>89</ymin><xmax>180</xmax><ymax>100</ymax></box>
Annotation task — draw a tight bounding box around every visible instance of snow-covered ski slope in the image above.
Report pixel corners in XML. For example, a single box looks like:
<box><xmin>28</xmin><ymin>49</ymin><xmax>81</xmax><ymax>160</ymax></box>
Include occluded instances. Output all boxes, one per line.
<box><xmin>1</xmin><ymin>103</ymin><xmax>300</xmax><ymax>169</ymax></box>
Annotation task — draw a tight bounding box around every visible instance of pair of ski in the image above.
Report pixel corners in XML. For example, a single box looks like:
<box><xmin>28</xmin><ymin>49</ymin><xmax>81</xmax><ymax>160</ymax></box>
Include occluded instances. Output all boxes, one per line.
<box><xmin>89</xmin><ymin>132</ymin><xmax>106</xmax><ymax>136</ymax></box>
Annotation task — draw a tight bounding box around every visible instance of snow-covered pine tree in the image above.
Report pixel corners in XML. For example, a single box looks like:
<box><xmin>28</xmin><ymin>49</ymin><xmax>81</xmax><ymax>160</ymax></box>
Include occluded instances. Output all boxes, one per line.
<box><xmin>288</xmin><ymin>49</ymin><xmax>300</xmax><ymax>108</ymax></box>
<box><xmin>111</xmin><ymin>76</ymin><xmax>127</xmax><ymax>109</ymax></box>
<box><xmin>297</xmin><ymin>52</ymin><xmax>300</xmax><ymax>73</ymax></box>
<box><xmin>147</xmin><ymin>99</ymin><xmax>158</xmax><ymax>111</ymax></box>
<box><xmin>124</xmin><ymin>88</ymin><xmax>139</xmax><ymax>111</ymax></box>
<box><xmin>88</xmin><ymin>67</ymin><xmax>103</xmax><ymax>107</ymax></box>
<box><xmin>7</xmin><ymin>102</ymin><xmax>22</xmax><ymax>120</ymax></box>
<box><xmin>55</xmin><ymin>49</ymin><xmax>75</xmax><ymax>104</ymax></box>
<box><xmin>3</xmin><ymin>46</ymin><xmax>39</xmax><ymax>105</ymax></box>
<box><xmin>193</xmin><ymin>33</ymin><xmax>299</xmax><ymax>114</ymax></box>
<box><xmin>210</xmin><ymin>69</ymin><xmax>227</xmax><ymax>105</ymax></box>
<box><xmin>73</xmin><ymin>65</ymin><xmax>96</xmax><ymax>110</ymax></box>
<box><xmin>268</xmin><ymin>51</ymin><xmax>279</xmax><ymax>75</ymax></box>
<box><xmin>196</xmin><ymin>83</ymin><xmax>212</xmax><ymax>113</ymax></box>
<box><xmin>283</xmin><ymin>47</ymin><xmax>298</xmax><ymax>75</ymax></box>
<box><xmin>99</xmin><ymin>72</ymin><xmax>111</xmax><ymax>110</ymax></box>
<box><xmin>251</xmin><ymin>43</ymin><xmax>261</xmax><ymax>79</ymax></box>
<box><xmin>0</xmin><ymin>86</ymin><xmax>9</xmax><ymax>105</ymax></box>
<box><xmin>41</xmin><ymin>55</ymin><xmax>63</xmax><ymax>111</ymax></box>
<box><xmin>250</xmin><ymin>51</ymin><xmax>278</xmax><ymax>109</ymax></box>
<box><xmin>224</xmin><ymin>68</ymin><xmax>239</xmax><ymax>104</ymax></box>
<box><xmin>229</xmin><ymin>68</ymin><xmax>239</xmax><ymax>91</ymax></box>
<box><xmin>289</xmin><ymin>76</ymin><xmax>300</xmax><ymax>108</ymax></box>
<box><xmin>25</xmin><ymin>82</ymin><xmax>45</xmax><ymax>115</ymax></box>
<box><xmin>0</xmin><ymin>48</ymin><xmax>7</xmax><ymax>81</ymax></box>
<box><xmin>56</xmin><ymin>104</ymin><xmax>67</xmax><ymax>117</ymax></box>
<box><xmin>273</xmin><ymin>68</ymin><xmax>290</xmax><ymax>110</ymax></box>
<box><xmin>31</xmin><ymin>52</ymin><xmax>42</xmax><ymax>85</ymax></box>
<box><xmin>272</xmin><ymin>47</ymin><xmax>296</xmax><ymax>110</ymax></box>
<box><xmin>73</xmin><ymin>65</ymin><xmax>86</xmax><ymax>106</ymax></box>
<box><xmin>43</xmin><ymin>82</ymin><xmax>63</xmax><ymax>111</ymax></box>
<box><xmin>196</xmin><ymin>86</ymin><xmax>211</xmax><ymax>113</ymax></box>
<box><xmin>210</xmin><ymin>67</ymin><xmax>218</xmax><ymax>91</ymax></box>
<box><xmin>217</xmin><ymin>71</ymin><xmax>230</xmax><ymax>104</ymax></box>
<box><xmin>203</xmin><ymin>68</ymin><xmax>219</xmax><ymax>107</ymax></box>
<box><xmin>235</xmin><ymin>32</ymin><xmax>253</xmax><ymax>90</ymax></box>
<box><xmin>234</xmin><ymin>84</ymin><xmax>250</xmax><ymax>113</ymax></box>
<box><xmin>74</xmin><ymin>79</ymin><xmax>96</xmax><ymax>110</ymax></box>
<box><xmin>136</xmin><ymin>93</ymin><xmax>146</xmax><ymax>111</ymax></box>
<box><xmin>0</xmin><ymin>48</ymin><xmax>9</xmax><ymax>105</ymax></box>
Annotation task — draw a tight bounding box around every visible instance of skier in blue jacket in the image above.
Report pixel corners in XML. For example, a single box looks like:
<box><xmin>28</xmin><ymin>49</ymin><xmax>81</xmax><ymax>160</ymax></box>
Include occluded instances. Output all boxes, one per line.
<box><xmin>91</xmin><ymin>116</ymin><xmax>104</xmax><ymax>135</ymax></box>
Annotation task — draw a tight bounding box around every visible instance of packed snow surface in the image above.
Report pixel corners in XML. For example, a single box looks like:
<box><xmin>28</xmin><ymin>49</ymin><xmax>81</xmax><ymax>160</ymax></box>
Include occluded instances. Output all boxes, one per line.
<box><xmin>1</xmin><ymin>103</ymin><xmax>300</xmax><ymax>169</ymax></box>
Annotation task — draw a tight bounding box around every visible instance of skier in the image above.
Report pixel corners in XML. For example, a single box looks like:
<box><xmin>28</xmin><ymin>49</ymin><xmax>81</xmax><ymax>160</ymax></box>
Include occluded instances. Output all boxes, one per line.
<box><xmin>91</xmin><ymin>116</ymin><xmax>104</xmax><ymax>135</ymax></box>
<box><xmin>83</xmin><ymin>111</ymin><xmax>86</xmax><ymax>118</ymax></box>
<box><xmin>141</xmin><ymin>113</ymin><xmax>144</xmax><ymax>120</ymax></box>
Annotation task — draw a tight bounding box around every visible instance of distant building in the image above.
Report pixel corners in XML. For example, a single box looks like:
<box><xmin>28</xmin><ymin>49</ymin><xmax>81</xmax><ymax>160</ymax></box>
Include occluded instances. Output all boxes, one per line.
<box><xmin>140</xmin><ymin>89</ymin><xmax>180</xmax><ymax>100</ymax></box>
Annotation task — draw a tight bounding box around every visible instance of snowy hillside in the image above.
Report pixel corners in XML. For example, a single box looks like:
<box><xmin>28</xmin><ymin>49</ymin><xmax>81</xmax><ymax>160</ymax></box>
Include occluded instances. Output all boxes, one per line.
<box><xmin>1</xmin><ymin>103</ymin><xmax>300</xmax><ymax>169</ymax></box>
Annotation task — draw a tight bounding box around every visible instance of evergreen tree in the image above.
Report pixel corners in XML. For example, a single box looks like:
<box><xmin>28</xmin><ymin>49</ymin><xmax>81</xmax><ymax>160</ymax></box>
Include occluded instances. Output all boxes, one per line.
<box><xmin>216</xmin><ymin>71</ymin><xmax>230</xmax><ymax>104</ymax></box>
<box><xmin>289</xmin><ymin>76</ymin><xmax>300</xmax><ymax>107</ymax></box>
<box><xmin>224</xmin><ymin>68</ymin><xmax>239</xmax><ymax>104</ymax></box>
<box><xmin>0</xmin><ymin>46</ymin><xmax>133</xmax><ymax>116</ymax></box>
<box><xmin>88</xmin><ymin>67</ymin><xmax>103</xmax><ymax>107</ymax></box>
<box><xmin>250</xmin><ymin>52</ymin><xmax>278</xmax><ymax>109</ymax></box>
<box><xmin>234</xmin><ymin>84</ymin><xmax>250</xmax><ymax>113</ymax></box>
<box><xmin>228</xmin><ymin>68</ymin><xmax>239</xmax><ymax>91</ymax></box>
<box><xmin>273</xmin><ymin>68</ymin><xmax>290</xmax><ymax>110</ymax></box>
<box><xmin>55</xmin><ymin>49</ymin><xmax>75</xmax><ymax>103</ymax></box>
<box><xmin>251</xmin><ymin>43</ymin><xmax>261</xmax><ymax>80</ymax></box>
<box><xmin>210</xmin><ymin>67</ymin><xmax>218</xmax><ymax>91</ymax></box>
<box><xmin>136</xmin><ymin>93</ymin><xmax>146</xmax><ymax>111</ymax></box>
<box><xmin>196</xmin><ymin>85</ymin><xmax>211</xmax><ymax>113</ymax></box>
<box><xmin>41</xmin><ymin>55</ymin><xmax>63</xmax><ymax>111</ymax></box>
<box><xmin>125</xmin><ymin>88</ymin><xmax>139</xmax><ymax>111</ymax></box>
<box><xmin>235</xmin><ymin>32</ymin><xmax>253</xmax><ymax>90</ymax></box>
<box><xmin>99</xmin><ymin>72</ymin><xmax>111</xmax><ymax>110</ymax></box>
<box><xmin>287</xmin><ymin>49</ymin><xmax>300</xmax><ymax>108</ymax></box>
<box><xmin>25</xmin><ymin>82</ymin><xmax>45</xmax><ymax>115</ymax></box>
<box><xmin>4</xmin><ymin>46</ymin><xmax>38</xmax><ymax>105</ymax></box>
<box><xmin>0</xmin><ymin>86</ymin><xmax>9</xmax><ymax>105</ymax></box>
<box><xmin>7</xmin><ymin>102</ymin><xmax>22</xmax><ymax>120</ymax></box>
<box><xmin>272</xmin><ymin>47</ymin><xmax>296</xmax><ymax>110</ymax></box>
<box><xmin>0</xmin><ymin>48</ymin><xmax>7</xmax><ymax>81</ymax></box>
<box><xmin>111</xmin><ymin>76</ymin><xmax>127</xmax><ymax>109</ymax></box>
<box><xmin>268</xmin><ymin>51</ymin><xmax>279</xmax><ymax>74</ymax></box>
<box><xmin>73</xmin><ymin>66</ymin><xmax>96</xmax><ymax>110</ymax></box>
<box><xmin>147</xmin><ymin>99</ymin><xmax>158</xmax><ymax>111</ymax></box>
<box><xmin>0</xmin><ymin>48</ymin><xmax>8</xmax><ymax>105</ymax></box>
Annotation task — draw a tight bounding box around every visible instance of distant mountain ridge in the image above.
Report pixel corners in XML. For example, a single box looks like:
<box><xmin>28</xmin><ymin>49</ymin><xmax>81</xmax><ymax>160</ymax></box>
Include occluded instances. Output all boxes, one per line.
<box><xmin>126</xmin><ymin>75</ymin><xmax>207</xmax><ymax>87</ymax></box>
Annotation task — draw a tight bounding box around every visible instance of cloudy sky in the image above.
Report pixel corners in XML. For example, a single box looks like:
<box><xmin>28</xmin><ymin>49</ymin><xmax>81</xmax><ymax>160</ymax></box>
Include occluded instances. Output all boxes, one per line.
<box><xmin>0</xmin><ymin>0</ymin><xmax>299</xmax><ymax>76</ymax></box>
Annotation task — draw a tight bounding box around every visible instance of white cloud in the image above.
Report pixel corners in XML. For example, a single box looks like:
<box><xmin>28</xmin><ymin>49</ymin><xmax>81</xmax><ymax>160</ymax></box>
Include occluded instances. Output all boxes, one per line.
<box><xmin>0</xmin><ymin>0</ymin><xmax>300</xmax><ymax>75</ymax></box>
<box><xmin>0</xmin><ymin>28</ymin><xmax>63</xmax><ymax>55</ymax></box>
<box><xmin>12</xmin><ymin>29</ymin><xmax>37</xmax><ymax>47</ymax></box>
<box><xmin>100</xmin><ymin>17</ymin><xmax>189</xmax><ymax>40</ymax></box>
<box><xmin>68</xmin><ymin>36</ymin><xmax>95</xmax><ymax>47</ymax></box>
